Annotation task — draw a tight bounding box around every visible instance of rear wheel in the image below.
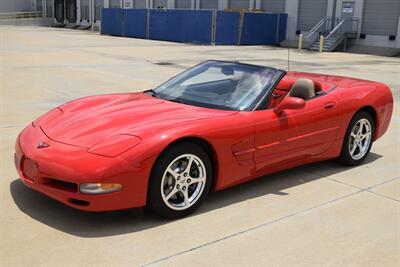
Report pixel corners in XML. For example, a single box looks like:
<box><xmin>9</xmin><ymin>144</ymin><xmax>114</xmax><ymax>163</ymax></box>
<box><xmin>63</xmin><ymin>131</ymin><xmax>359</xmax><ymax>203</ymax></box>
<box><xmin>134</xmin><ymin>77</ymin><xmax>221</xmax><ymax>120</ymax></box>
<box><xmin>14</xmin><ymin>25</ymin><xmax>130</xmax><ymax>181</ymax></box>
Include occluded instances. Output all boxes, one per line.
<box><xmin>338</xmin><ymin>111</ymin><xmax>374</xmax><ymax>166</ymax></box>
<box><xmin>148</xmin><ymin>143</ymin><xmax>213</xmax><ymax>218</ymax></box>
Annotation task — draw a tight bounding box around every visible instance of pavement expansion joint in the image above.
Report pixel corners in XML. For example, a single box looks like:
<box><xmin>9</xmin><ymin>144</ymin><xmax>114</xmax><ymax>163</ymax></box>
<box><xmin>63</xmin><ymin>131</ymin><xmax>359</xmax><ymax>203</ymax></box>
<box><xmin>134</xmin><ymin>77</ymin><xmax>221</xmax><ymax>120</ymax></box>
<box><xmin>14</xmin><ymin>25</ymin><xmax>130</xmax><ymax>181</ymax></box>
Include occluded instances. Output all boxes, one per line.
<box><xmin>142</xmin><ymin>189</ymin><xmax>366</xmax><ymax>267</ymax></box>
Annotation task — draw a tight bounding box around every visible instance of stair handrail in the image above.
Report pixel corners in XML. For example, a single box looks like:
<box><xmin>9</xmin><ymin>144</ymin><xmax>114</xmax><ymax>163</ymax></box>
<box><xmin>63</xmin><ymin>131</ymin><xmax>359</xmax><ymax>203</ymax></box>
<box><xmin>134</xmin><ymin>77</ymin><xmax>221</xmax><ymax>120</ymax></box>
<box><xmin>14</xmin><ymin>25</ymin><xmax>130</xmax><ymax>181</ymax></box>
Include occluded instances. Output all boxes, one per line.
<box><xmin>325</xmin><ymin>19</ymin><xmax>346</xmax><ymax>40</ymax></box>
<box><xmin>304</xmin><ymin>18</ymin><xmax>326</xmax><ymax>39</ymax></box>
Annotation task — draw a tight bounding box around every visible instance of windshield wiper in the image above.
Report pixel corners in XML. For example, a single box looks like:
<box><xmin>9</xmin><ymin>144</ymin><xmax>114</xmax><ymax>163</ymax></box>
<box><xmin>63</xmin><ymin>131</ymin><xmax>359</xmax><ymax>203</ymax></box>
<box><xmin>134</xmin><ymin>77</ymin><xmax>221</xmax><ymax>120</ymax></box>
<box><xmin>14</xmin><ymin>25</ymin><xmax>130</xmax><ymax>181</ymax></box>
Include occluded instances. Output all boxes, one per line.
<box><xmin>144</xmin><ymin>89</ymin><xmax>158</xmax><ymax>97</ymax></box>
<box><xmin>144</xmin><ymin>90</ymin><xmax>185</xmax><ymax>104</ymax></box>
<box><xmin>165</xmin><ymin>98</ymin><xmax>185</xmax><ymax>104</ymax></box>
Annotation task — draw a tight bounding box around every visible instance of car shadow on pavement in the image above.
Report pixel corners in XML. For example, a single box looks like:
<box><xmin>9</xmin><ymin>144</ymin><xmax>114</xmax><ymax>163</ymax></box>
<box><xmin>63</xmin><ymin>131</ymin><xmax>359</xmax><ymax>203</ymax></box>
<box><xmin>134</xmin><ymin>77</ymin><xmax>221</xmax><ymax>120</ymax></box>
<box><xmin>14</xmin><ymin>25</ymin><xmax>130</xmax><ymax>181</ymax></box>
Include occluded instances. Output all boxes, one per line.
<box><xmin>10</xmin><ymin>153</ymin><xmax>382</xmax><ymax>238</ymax></box>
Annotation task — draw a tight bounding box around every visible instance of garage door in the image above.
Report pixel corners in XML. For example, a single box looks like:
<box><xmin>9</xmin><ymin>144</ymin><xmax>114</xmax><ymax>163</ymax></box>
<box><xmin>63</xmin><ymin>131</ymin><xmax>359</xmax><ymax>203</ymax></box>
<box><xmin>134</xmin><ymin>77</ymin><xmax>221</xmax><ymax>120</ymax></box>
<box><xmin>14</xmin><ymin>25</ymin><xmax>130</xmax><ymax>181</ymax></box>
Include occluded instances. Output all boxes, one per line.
<box><xmin>134</xmin><ymin>0</ymin><xmax>147</xmax><ymax>8</ymax></box>
<box><xmin>55</xmin><ymin>0</ymin><xmax>64</xmax><ymax>22</ymax></box>
<box><xmin>94</xmin><ymin>0</ymin><xmax>103</xmax><ymax>21</ymax></box>
<box><xmin>46</xmin><ymin>0</ymin><xmax>54</xmax><ymax>17</ymax></box>
<box><xmin>362</xmin><ymin>0</ymin><xmax>400</xmax><ymax>35</ymax></box>
<box><xmin>154</xmin><ymin>0</ymin><xmax>167</xmax><ymax>8</ymax></box>
<box><xmin>298</xmin><ymin>0</ymin><xmax>328</xmax><ymax>31</ymax></box>
<box><xmin>81</xmin><ymin>0</ymin><xmax>89</xmax><ymax>21</ymax></box>
<box><xmin>200</xmin><ymin>0</ymin><xmax>218</xmax><ymax>9</ymax></box>
<box><xmin>176</xmin><ymin>0</ymin><xmax>191</xmax><ymax>9</ymax></box>
<box><xmin>109</xmin><ymin>0</ymin><xmax>120</xmax><ymax>8</ymax></box>
<box><xmin>228</xmin><ymin>0</ymin><xmax>249</xmax><ymax>9</ymax></box>
<box><xmin>261</xmin><ymin>0</ymin><xmax>285</xmax><ymax>13</ymax></box>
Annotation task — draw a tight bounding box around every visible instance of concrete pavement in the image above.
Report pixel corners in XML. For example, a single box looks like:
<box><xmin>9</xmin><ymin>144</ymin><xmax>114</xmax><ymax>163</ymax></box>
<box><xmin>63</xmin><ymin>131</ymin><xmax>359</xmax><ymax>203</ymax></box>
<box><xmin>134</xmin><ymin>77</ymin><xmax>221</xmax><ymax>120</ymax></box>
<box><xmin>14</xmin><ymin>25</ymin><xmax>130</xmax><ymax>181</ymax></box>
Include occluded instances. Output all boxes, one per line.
<box><xmin>0</xmin><ymin>26</ymin><xmax>399</xmax><ymax>266</ymax></box>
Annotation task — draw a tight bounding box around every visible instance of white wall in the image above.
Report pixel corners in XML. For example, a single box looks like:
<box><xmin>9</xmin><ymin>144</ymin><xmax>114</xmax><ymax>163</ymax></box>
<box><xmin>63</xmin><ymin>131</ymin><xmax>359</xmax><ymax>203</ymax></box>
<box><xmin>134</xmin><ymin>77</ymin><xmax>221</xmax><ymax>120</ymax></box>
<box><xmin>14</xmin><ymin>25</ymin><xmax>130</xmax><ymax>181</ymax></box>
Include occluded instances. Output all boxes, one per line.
<box><xmin>218</xmin><ymin>0</ymin><xmax>228</xmax><ymax>10</ymax></box>
<box><xmin>71</xmin><ymin>0</ymin><xmax>400</xmax><ymax>52</ymax></box>
<box><xmin>284</xmin><ymin>0</ymin><xmax>299</xmax><ymax>41</ymax></box>
<box><xmin>326</xmin><ymin>0</ymin><xmax>335</xmax><ymax>17</ymax></box>
<box><xmin>334</xmin><ymin>0</ymin><xmax>363</xmax><ymax>32</ymax></box>
<box><xmin>335</xmin><ymin>0</ymin><xmax>399</xmax><ymax>49</ymax></box>
<box><xmin>0</xmin><ymin>0</ymin><xmax>33</xmax><ymax>12</ymax></box>
<box><xmin>283</xmin><ymin>0</ymin><xmax>400</xmax><ymax>51</ymax></box>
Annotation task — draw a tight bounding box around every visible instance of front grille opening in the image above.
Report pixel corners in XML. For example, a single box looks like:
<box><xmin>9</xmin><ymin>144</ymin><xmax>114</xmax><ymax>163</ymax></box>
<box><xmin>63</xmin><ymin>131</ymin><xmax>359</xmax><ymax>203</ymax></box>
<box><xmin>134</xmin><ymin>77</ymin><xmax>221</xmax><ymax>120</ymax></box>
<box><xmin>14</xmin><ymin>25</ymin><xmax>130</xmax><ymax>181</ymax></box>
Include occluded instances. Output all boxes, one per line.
<box><xmin>20</xmin><ymin>156</ymin><xmax>36</xmax><ymax>182</ymax></box>
<box><xmin>69</xmin><ymin>198</ymin><xmax>90</xmax><ymax>206</ymax></box>
<box><xmin>42</xmin><ymin>178</ymin><xmax>78</xmax><ymax>192</ymax></box>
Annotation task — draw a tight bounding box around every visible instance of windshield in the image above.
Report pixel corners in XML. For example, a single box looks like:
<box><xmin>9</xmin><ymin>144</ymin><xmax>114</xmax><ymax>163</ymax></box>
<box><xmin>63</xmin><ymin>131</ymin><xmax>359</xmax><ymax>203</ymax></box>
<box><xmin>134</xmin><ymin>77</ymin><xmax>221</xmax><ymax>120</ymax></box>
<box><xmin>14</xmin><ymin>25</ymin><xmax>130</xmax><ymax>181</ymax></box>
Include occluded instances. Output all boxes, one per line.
<box><xmin>151</xmin><ymin>61</ymin><xmax>283</xmax><ymax>111</ymax></box>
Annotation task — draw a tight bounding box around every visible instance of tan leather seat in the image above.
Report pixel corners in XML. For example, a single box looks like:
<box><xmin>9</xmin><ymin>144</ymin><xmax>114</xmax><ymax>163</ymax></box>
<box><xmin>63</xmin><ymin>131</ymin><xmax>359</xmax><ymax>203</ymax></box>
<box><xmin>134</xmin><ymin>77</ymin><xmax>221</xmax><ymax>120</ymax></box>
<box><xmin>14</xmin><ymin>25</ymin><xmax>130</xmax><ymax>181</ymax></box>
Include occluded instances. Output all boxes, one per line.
<box><xmin>288</xmin><ymin>78</ymin><xmax>315</xmax><ymax>100</ymax></box>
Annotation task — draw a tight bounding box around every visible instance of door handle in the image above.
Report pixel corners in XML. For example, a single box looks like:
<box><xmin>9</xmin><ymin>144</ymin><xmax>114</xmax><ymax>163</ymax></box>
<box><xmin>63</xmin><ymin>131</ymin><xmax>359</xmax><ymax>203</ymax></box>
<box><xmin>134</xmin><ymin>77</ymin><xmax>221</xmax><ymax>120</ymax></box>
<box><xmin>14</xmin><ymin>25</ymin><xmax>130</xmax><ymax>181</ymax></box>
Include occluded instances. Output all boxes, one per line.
<box><xmin>324</xmin><ymin>102</ymin><xmax>336</xmax><ymax>109</ymax></box>
<box><xmin>272</xmin><ymin>93</ymin><xmax>282</xmax><ymax>99</ymax></box>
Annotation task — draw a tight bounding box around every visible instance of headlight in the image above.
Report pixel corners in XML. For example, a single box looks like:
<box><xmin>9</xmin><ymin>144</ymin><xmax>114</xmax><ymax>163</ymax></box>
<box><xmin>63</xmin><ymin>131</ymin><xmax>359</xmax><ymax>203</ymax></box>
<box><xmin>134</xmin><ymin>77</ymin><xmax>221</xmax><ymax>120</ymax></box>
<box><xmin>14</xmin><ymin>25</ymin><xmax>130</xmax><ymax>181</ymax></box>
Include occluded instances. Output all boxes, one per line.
<box><xmin>88</xmin><ymin>134</ymin><xmax>141</xmax><ymax>157</ymax></box>
<box><xmin>80</xmin><ymin>183</ymin><xmax>122</xmax><ymax>194</ymax></box>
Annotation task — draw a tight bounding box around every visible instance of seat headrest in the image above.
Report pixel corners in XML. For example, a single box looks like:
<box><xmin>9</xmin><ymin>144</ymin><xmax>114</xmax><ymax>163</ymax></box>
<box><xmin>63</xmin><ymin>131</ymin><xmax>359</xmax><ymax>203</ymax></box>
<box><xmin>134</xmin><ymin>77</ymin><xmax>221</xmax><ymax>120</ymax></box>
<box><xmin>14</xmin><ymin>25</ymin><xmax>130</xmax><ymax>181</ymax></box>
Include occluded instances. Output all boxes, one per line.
<box><xmin>288</xmin><ymin>78</ymin><xmax>316</xmax><ymax>100</ymax></box>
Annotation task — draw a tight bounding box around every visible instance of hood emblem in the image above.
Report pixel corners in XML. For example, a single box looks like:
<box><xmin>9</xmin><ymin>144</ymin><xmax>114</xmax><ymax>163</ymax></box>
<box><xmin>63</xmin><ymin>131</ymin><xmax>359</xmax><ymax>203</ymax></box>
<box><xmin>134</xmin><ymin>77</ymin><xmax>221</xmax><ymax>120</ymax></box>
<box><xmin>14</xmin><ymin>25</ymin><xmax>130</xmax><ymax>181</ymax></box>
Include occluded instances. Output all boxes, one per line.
<box><xmin>37</xmin><ymin>141</ymin><xmax>50</xmax><ymax>149</ymax></box>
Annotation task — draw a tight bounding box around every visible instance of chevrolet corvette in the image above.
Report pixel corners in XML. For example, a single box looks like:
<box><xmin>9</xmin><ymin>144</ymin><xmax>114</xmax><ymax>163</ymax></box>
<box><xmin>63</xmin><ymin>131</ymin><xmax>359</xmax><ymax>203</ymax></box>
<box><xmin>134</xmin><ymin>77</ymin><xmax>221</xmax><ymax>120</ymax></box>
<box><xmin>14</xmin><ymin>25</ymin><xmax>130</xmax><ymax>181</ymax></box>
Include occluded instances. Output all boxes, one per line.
<box><xmin>15</xmin><ymin>60</ymin><xmax>393</xmax><ymax>218</ymax></box>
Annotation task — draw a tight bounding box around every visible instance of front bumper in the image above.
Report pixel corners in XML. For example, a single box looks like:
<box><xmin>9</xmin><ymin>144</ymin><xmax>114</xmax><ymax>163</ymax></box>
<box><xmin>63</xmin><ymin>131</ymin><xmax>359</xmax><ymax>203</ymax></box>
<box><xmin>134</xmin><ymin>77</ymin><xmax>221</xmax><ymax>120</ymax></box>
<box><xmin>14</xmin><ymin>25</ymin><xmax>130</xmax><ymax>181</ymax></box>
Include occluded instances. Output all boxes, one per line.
<box><xmin>15</xmin><ymin>124</ymin><xmax>150</xmax><ymax>212</ymax></box>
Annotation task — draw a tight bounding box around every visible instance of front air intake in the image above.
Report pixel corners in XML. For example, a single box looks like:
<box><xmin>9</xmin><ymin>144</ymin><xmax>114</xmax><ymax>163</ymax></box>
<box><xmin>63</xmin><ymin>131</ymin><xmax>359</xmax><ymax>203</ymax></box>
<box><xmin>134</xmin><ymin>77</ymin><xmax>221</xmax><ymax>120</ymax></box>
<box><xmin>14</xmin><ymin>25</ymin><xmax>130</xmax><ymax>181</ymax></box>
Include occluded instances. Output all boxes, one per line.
<box><xmin>42</xmin><ymin>178</ymin><xmax>78</xmax><ymax>192</ymax></box>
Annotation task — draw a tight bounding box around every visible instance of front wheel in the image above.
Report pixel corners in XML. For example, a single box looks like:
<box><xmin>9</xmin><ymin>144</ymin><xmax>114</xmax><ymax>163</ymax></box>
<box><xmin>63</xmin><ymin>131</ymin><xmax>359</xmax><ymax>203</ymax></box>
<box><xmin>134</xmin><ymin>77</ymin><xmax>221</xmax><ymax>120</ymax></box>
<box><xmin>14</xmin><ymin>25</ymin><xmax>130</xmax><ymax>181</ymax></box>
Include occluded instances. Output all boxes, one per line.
<box><xmin>338</xmin><ymin>111</ymin><xmax>375</xmax><ymax>166</ymax></box>
<box><xmin>148</xmin><ymin>143</ymin><xmax>213</xmax><ymax>218</ymax></box>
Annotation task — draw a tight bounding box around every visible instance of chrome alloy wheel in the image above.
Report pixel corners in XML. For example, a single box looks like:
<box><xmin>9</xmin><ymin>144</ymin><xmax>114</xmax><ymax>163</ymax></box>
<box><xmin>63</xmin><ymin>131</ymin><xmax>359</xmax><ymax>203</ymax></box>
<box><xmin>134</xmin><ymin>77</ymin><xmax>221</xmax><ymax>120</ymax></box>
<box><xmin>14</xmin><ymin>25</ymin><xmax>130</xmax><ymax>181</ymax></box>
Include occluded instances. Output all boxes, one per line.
<box><xmin>348</xmin><ymin>118</ymin><xmax>372</xmax><ymax>160</ymax></box>
<box><xmin>160</xmin><ymin>154</ymin><xmax>207</xmax><ymax>211</ymax></box>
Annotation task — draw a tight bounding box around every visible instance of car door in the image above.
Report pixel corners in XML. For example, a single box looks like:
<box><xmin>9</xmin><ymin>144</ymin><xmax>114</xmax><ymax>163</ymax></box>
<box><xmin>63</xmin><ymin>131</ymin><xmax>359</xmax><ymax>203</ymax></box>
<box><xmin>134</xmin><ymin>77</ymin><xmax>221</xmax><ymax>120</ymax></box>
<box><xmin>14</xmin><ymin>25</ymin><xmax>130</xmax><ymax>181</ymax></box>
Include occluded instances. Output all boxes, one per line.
<box><xmin>287</xmin><ymin>93</ymin><xmax>341</xmax><ymax>158</ymax></box>
<box><xmin>253</xmin><ymin>93</ymin><xmax>341</xmax><ymax>172</ymax></box>
<box><xmin>253</xmin><ymin>106</ymin><xmax>298</xmax><ymax>172</ymax></box>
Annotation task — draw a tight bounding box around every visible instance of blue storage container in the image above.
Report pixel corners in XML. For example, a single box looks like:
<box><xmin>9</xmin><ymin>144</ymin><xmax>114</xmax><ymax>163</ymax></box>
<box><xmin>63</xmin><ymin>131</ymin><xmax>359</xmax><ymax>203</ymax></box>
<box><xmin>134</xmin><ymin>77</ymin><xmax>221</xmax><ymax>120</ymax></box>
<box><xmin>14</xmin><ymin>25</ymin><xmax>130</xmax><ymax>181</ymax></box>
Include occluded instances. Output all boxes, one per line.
<box><xmin>215</xmin><ymin>11</ymin><xmax>240</xmax><ymax>45</ymax></box>
<box><xmin>100</xmin><ymin>8</ymin><xmax>287</xmax><ymax>45</ymax></box>
<box><xmin>124</xmin><ymin>9</ymin><xmax>148</xmax><ymax>38</ymax></box>
<box><xmin>149</xmin><ymin>9</ymin><xmax>212</xmax><ymax>44</ymax></box>
<box><xmin>240</xmin><ymin>13</ymin><xmax>278</xmax><ymax>45</ymax></box>
<box><xmin>101</xmin><ymin>8</ymin><xmax>123</xmax><ymax>36</ymax></box>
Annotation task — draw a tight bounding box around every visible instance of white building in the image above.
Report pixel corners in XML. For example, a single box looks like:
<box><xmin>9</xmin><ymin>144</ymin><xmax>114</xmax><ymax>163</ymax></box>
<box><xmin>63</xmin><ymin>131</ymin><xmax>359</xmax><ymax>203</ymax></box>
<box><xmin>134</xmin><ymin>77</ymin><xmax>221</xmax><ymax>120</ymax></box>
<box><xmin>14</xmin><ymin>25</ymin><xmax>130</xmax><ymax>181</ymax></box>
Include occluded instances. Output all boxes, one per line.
<box><xmin>2</xmin><ymin>0</ymin><xmax>399</xmax><ymax>55</ymax></box>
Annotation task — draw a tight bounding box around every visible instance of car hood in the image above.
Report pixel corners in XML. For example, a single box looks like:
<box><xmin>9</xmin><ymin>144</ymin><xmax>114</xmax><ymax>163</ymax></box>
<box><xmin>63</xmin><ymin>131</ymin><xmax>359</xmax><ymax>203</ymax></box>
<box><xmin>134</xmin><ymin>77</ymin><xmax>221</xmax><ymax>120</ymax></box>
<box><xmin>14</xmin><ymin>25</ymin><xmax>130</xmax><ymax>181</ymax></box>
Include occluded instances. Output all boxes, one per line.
<box><xmin>39</xmin><ymin>92</ymin><xmax>236</xmax><ymax>148</ymax></box>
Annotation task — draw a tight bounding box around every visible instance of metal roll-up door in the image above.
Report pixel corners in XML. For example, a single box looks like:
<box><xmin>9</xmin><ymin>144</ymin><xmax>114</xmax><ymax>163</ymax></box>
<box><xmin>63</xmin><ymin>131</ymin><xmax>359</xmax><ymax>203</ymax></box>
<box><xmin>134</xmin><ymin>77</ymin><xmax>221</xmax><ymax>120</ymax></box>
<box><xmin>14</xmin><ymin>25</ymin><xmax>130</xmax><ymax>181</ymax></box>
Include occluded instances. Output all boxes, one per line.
<box><xmin>154</xmin><ymin>0</ymin><xmax>167</xmax><ymax>8</ymax></box>
<box><xmin>228</xmin><ymin>0</ymin><xmax>249</xmax><ymax>9</ymax></box>
<box><xmin>55</xmin><ymin>0</ymin><xmax>64</xmax><ymax>22</ymax></box>
<box><xmin>94</xmin><ymin>0</ymin><xmax>103</xmax><ymax>21</ymax></box>
<box><xmin>176</xmin><ymin>0</ymin><xmax>191</xmax><ymax>9</ymax></box>
<box><xmin>200</xmin><ymin>0</ymin><xmax>218</xmax><ymax>9</ymax></box>
<box><xmin>298</xmin><ymin>0</ymin><xmax>328</xmax><ymax>31</ymax></box>
<box><xmin>134</xmin><ymin>0</ymin><xmax>147</xmax><ymax>8</ymax></box>
<box><xmin>261</xmin><ymin>0</ymin><xmax>286</xmax><ymax>13</ymax></box>
<box><xmin>66</xmin><ymin>0</ymin><xmax>76</xmax><ymax>22</ymax></box>
<box><xmin>81</xmin><ymin>0</ymin><xmax>89</xmax><ymax>21</ymax></box>
<box><xmin>36</xmin><ymin>0</ymin><xmax>43</xmax><ymax>11</ymax></box>
<box><xmin>362</xmin><ymin>0</ymin><xmax>400</xmax><ymax>35</ymax></box>
<box><xmin>110</xmin><ymin>0</ymin><xmax>121</xmax><ymax>8</ymax></box>
<box><xmin>46</xmin><ymin>0</ymin><xmax>54</xmax><ymax>17</ymax></box>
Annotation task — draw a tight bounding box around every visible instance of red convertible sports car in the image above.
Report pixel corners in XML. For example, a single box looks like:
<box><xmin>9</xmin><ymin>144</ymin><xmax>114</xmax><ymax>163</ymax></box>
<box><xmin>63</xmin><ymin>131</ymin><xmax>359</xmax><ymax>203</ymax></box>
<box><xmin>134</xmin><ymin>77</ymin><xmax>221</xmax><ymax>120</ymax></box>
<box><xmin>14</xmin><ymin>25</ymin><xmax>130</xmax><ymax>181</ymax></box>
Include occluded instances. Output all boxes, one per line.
<box><xmin>15</xmin><ymin>60</ymin><xmax>393</xmax><ymax>218</ymax></box>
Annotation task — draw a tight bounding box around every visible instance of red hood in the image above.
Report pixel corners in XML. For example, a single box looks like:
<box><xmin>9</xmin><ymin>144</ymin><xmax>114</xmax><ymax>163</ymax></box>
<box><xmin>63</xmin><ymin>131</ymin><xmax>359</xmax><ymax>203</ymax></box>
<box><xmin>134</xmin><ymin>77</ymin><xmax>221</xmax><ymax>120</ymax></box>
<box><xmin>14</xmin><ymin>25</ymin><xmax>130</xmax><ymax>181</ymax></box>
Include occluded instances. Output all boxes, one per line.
<box><xmin>40</xmin><ymin>93</ymin><xmax>236</xmax><ymax>148</ymax></box>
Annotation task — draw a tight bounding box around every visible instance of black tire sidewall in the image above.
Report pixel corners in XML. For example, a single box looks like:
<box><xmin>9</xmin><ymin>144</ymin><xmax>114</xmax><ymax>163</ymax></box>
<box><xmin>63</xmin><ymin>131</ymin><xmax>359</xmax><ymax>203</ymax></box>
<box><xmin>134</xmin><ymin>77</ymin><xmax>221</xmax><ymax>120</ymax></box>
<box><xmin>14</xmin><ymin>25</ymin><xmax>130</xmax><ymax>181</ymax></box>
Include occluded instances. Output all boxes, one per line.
<box><xmin>339</xmin><ymin>111</ymin><xmax>375</xmax><ymax>166</ymax></box>
<box><xmin>148</xmin><ymin>142</ymin><xmax>213</xmax><ymax>219</ymax></box>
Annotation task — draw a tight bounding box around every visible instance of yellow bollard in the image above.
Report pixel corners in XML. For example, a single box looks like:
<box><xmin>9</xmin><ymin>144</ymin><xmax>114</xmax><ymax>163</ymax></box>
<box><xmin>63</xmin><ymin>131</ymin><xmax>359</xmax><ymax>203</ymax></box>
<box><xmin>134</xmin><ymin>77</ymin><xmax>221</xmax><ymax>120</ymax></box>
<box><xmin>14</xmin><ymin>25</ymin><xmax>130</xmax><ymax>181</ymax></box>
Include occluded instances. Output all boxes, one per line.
<box><xmin>298</xmin><ymin>33</ymin><xmax>303</xmax><ymax>50</ymax></box>
<box><xmin>319</xmin><ymin>35</ymin><xmax>324</xmax><ymax>53</ymax></box>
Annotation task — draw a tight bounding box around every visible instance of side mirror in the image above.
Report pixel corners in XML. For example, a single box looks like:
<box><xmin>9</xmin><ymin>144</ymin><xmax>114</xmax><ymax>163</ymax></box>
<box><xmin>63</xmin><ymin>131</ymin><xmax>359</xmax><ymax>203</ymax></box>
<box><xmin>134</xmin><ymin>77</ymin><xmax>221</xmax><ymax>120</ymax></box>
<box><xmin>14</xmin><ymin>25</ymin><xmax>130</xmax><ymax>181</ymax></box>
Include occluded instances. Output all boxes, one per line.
<box><xmin>274</xmin><ymin>97</ymin><xmax>305</xmax><ymax>114</ymax></box>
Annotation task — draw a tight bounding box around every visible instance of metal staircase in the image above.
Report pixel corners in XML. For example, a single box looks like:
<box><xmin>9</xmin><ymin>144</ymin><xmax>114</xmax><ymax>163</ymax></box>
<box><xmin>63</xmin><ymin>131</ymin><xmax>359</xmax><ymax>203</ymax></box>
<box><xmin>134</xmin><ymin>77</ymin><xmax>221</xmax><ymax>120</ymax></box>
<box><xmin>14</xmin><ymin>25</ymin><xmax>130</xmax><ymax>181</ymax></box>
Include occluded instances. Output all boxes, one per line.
<box><xmin>308</xmin><ymin>36</ymin><xmax>344</xmax><ymax>52</ymax></box>
<box><xmin>303</xmin><ymin>17</ymin><xmax>359</xmax><ymax>52</ymax></box>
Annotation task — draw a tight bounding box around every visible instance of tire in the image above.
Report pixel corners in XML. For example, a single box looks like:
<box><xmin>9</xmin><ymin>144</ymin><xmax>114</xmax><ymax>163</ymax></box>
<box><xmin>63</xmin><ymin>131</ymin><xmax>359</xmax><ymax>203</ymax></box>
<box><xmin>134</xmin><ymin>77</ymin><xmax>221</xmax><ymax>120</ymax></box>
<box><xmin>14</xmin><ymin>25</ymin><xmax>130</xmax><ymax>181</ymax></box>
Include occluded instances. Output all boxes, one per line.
<box><xmin>338</xmin><ymin>111</ymin><xmax>375</xmax><ymax>166</ymax></box>
<box><xmin>148</xmin><ymin>142</ymin><xmax>213</xmax><ymax>219</ymax></box>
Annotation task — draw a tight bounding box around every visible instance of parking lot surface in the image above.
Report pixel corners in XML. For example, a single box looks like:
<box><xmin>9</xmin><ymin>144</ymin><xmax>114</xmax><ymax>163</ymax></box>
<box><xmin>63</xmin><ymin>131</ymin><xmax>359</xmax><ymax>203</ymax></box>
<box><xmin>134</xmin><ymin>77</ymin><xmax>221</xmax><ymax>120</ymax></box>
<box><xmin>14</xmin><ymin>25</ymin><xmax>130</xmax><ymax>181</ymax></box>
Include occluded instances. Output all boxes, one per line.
<box><xmin>0</xmin><ymin>26</ymin><xmax>399</xmax><ymax>266</ymax></box>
